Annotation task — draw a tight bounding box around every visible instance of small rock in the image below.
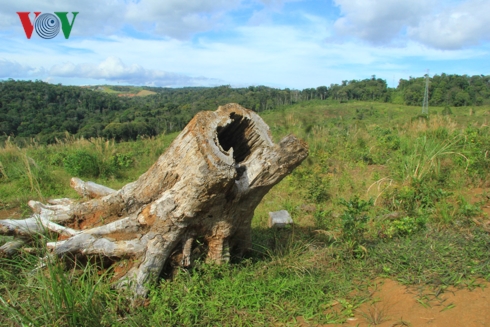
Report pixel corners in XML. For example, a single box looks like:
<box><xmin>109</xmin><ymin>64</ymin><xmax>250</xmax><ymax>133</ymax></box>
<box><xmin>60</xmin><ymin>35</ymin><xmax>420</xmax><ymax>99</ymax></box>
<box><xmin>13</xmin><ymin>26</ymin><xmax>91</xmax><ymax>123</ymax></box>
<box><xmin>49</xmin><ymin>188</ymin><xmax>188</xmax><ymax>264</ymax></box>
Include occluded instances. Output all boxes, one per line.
<box><xmin>268</xmin><ymin>210</ymin><xmax>293</xmax><ymax>228</ymax></box>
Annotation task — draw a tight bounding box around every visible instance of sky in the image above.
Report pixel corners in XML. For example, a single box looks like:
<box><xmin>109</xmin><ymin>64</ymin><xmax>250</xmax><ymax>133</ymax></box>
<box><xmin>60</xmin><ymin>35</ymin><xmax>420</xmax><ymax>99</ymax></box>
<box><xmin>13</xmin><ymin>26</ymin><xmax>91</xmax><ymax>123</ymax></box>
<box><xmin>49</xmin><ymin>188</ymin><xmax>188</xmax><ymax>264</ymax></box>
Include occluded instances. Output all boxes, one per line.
<box><xmin>0</xmin><ymin>0</ymin><xmax>489</xmax><ymax>89</ymax></box>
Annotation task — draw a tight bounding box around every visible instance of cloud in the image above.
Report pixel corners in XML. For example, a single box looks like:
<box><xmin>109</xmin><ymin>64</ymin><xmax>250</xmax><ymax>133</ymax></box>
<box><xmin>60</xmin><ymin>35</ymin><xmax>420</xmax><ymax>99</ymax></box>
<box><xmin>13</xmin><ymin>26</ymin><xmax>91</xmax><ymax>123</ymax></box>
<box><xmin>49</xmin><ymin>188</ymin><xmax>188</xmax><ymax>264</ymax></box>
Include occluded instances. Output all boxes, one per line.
<box><xmin>0</xmin><ymin>0</ymin><xmax>305</xmax><ymax>40</ymax></box>
<box><xmin>0</xmin><ymin>59</ymin><xmax>45</xmax><ymax>78</ymax></box>
<box><xmin>408</xmin><ymin>0</ymin><xmax>490</xmax><ymax>49</ymax></box>
<box><xmin>122</xmin><ymin>0</ymin><xmax>307</xmax><ymax>39</ymax></box>
<box><xmin>333</xmin><ymin>0</ymin><xmax>490</xmax><ymax>49</ymax></box>
<box><xmin>1</xmin><ymin>3</ymin><xmax>488</xmax><ymax>89</ymax></box>
<box><xmin>49</xmin><ymin>56</ymin><xmax>222</xmax><ymax>86</ymax></box>
<box><xmin>124</xmin><ymin>0</ymin><xmax>244</xmax><ymax>39</ymax></box>
<box><xmin>333</xmin><ymin>0</ymin><xmax>435</xmax><ymax>44</ymax></box>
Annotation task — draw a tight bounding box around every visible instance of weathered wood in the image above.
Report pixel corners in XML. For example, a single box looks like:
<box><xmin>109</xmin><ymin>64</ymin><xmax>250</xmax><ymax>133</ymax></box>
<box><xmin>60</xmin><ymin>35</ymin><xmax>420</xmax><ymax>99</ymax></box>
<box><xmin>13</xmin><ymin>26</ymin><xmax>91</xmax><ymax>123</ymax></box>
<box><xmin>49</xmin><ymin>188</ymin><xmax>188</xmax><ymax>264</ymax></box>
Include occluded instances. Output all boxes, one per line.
<box><xmin>70</xmin><ymin>177</ymin><xmax>116</xmax><ymax>199</ymax></box>
<box><xmin>0</xmin><ymin>239</ymin><xmax>27</xmax><ymax>257</ymax></box>
<box><xmin>0</xmin><ymin>217</ymin><xmax>44</xmax><ymax>236</ymax></box>
<box><xmin>0</xmin><ymin>103</ymin><xmax>308</xmax><ymax>299</ymax></box>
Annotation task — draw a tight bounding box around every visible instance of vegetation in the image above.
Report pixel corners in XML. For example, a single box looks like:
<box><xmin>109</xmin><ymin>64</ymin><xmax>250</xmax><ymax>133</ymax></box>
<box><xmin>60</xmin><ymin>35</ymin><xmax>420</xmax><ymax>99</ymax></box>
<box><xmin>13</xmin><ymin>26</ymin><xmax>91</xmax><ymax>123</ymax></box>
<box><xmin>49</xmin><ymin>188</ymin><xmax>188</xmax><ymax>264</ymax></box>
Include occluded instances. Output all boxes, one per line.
<box><xmin>395</xmin><ymin>73</ymin><xmax>490</xmax><ymax>107</ymax></box>
<box><xmin>2</xmin><ymin>73</ymin><xmax>490</xmax><ymax>143</ymax></box>
<box><xmin>1</xmin><ymin>98</ymin><xmax>490</xmax><ymax>325</ymax></box>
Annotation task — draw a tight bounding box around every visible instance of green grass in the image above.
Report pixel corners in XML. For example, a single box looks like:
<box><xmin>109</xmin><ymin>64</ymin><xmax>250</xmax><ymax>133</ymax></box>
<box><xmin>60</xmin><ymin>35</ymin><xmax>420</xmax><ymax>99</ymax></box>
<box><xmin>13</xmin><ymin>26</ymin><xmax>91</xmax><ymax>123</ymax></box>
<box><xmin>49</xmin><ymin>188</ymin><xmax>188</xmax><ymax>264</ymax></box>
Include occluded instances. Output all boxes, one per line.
<box><xmin>0</xmin><ymin>254</ymin><xmax>118</xmax><ymax>326</ymax></box>
<box><xmin>1</xmin><ymin>101</ymin><xmax>490</xmax><ymax>326</ymax></box>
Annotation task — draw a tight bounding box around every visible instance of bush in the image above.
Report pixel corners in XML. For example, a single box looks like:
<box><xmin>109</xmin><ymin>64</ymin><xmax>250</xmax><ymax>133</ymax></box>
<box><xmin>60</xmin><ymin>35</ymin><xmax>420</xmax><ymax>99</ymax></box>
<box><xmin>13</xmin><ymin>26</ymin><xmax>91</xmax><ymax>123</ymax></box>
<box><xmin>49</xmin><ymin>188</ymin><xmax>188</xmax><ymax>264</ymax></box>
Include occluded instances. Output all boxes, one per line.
<box><xmin>111</xmin><ymin>153</ymin><xmax>134</xmax><ymax>169</ymax></box>
<box><xmin>63</xmin><ymin>150</ymin><xmax>100</xmax><ymax>178</ymax></box>
<box><xmin>305</xmin><ymin>176</ymin><xmax>331</xmax><ymax>203</ymax></box>
<box><xmin>385</xmin><ymin>216</ymin><xmax>427</xmax><ymax>238</ymax></box>
<box><xmin>339</xmin><ymin>196</ymin><xmax>373</xmax><ymax>243</ymax></box>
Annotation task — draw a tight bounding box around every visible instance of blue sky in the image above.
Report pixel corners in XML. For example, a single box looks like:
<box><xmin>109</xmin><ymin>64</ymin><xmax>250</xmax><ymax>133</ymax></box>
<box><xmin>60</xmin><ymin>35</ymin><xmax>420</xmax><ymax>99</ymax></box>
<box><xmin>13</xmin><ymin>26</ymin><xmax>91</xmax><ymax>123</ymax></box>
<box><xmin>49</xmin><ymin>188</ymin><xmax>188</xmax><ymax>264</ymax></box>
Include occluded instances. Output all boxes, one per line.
<box><xmin>0</xmin><ymin>0</ymin><xmax>489</xmax><ymax>89</ymax></box>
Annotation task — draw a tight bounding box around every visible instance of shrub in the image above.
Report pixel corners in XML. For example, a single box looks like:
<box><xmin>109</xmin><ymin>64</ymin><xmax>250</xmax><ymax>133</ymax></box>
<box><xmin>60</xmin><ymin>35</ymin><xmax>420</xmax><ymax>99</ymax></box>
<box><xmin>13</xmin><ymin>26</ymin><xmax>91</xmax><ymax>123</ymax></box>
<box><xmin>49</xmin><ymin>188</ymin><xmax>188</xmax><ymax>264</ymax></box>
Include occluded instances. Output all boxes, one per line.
<box><xmin>339</xmin><ymin>196</ymin><xmax>373</xmax><ymax>243</ymax></box>
<box><xmin>385</xmin><ymin>216</ymin><xmax>427</xmax><ymax>238</ymax></box>
<box><xmin>111</xmin><ymin>153</ymin><xmax>134</xmax><ymax>169</ymax></box>
<box><xmin>305</xmin><ymin>176</ymin><xmax>331</xmax><ymax>203</ymax></box>
<box><xmin>63</xmin><ymin>150</ymin><xmax>100</xmax><ymax>178</ymax></box>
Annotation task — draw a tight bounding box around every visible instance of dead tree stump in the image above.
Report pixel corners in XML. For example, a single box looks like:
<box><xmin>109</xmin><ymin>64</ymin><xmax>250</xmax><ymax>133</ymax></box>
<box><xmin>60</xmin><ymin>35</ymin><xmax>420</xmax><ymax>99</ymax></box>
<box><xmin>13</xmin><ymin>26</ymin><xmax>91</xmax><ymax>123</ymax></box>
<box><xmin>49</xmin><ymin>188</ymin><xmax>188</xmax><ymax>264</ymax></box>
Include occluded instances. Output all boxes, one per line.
<box><xmin>0</xmin><ymin>103</ymin><xmax>308</xmax><ymax>298</ymax></box>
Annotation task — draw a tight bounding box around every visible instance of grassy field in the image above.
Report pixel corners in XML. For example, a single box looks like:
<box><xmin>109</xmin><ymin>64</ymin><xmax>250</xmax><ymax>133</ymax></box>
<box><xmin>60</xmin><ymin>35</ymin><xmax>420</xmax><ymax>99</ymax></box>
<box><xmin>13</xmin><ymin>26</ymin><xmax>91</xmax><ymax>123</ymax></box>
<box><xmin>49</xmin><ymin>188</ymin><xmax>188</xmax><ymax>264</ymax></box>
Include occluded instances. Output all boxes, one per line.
<box><xmin>101</xmin><ymin>86</ymin><xmax>157</xmax><ymax>97</ymax></box>
<box><xmin>0</xmin><ymin>101</ymin><xmax>489</xmax><ymax>326</ymax></box>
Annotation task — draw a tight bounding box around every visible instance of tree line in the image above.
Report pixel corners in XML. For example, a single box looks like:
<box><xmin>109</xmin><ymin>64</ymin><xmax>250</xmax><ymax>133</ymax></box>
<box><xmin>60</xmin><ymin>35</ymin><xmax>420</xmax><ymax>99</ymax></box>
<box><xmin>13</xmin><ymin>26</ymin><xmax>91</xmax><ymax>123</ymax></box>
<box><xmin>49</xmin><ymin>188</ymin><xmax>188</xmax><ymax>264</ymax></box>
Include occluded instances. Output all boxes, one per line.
<box><xmin>1</xmin><ymin>73</ymin><xmax>489</xmax><ymax>143</ymax></box>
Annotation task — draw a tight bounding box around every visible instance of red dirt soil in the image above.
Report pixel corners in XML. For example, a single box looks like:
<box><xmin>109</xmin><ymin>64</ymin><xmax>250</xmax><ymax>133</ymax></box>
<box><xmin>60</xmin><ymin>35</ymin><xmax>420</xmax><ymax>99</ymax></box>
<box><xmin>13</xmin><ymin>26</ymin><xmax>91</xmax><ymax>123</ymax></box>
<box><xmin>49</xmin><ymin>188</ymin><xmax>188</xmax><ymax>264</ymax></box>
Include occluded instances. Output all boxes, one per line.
<box><xmin>339</xmin><ymin>279</ymin><xmax>490</xmax><ymax>327</ymax></box>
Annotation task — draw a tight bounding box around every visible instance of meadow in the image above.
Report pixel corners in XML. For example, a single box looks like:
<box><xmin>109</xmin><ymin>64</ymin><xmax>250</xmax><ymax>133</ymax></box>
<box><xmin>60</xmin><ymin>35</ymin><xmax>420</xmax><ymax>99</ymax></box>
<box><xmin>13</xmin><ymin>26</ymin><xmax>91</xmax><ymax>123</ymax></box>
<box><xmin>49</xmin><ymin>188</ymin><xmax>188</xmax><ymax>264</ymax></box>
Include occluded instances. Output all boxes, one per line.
<box><xmin>0</xmin><ymin>100</ymin><xmax>489</xmax><ymax>326</ymax></box>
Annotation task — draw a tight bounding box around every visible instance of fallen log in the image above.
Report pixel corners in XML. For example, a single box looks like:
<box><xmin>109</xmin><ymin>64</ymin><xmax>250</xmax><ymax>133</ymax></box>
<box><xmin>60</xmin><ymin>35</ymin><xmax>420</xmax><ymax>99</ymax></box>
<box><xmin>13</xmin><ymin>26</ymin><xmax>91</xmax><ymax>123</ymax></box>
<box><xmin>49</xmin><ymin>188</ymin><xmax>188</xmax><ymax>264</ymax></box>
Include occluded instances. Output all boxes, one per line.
<box><xmin>0</xmin><ymin>103</ymin><xmax>308</xmax><ymax>298</ymax></box>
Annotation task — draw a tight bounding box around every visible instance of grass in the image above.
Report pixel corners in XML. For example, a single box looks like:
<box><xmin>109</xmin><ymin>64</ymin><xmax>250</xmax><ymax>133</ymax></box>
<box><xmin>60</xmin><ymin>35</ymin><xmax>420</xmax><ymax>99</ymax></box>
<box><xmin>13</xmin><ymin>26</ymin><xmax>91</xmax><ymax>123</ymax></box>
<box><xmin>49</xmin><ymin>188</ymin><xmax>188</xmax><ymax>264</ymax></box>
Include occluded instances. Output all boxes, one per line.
<box><xmin>0</xmin><ymin>253</ymin><xmax>121</xmax><ymax>326</ymax></box>
<box><xmin>359</xmin><ymin>302</ymin><xmax>389</xmax><ymax>325</ymax></box>
<box><xmin>96</xmin><ymin>86</ymin><xmax>156</xmax><ymax>97</ymax></box>
<box><xmin>1</xmin><ymin>101</ymin><xmax>490</xmax><ymax>326</ymax></box>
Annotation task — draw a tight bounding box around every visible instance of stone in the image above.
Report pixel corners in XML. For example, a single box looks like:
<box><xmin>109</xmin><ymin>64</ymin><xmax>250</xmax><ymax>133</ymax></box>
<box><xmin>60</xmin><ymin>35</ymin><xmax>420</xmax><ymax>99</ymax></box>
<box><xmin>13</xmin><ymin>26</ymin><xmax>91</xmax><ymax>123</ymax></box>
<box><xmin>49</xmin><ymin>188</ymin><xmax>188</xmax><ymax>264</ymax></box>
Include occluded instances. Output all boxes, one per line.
<box><xmin>268</xmin><ymin>210</ymin><xmax>293</xmax><ymax>228</ymax></box>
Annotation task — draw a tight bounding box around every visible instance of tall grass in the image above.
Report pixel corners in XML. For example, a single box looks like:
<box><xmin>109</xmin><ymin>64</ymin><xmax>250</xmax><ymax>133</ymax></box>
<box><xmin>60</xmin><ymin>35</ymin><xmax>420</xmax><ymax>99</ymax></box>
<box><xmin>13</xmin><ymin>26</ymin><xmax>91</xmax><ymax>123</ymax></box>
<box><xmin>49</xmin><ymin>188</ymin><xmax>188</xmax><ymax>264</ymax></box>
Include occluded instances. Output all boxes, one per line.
<box><xmin>0</xmin><ymin>133</ymin><xmax>177</xmax><ymax>208</ymax></box>
<box><xmin>0</xmin><ymin>253</ymin><xmax>120</xmax><ymax>327</ymax></box>
<box><xmin>394</xmin><ymin>135</ymin><xmax>468</xmax><ymax>182</ymax></box>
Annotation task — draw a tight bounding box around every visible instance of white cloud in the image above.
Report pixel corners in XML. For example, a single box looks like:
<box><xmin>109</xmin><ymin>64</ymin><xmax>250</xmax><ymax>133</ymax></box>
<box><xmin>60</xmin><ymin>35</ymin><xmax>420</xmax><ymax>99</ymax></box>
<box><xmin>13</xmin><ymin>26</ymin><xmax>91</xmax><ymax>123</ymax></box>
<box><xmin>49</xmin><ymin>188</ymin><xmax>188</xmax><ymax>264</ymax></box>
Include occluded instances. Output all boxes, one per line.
<box><xmin>3</xmin><ymin>11</ymin><xmax>486</xmax><ymax>89</ymax></box>
<box><xmin>49</xmin><ymin>56</ymin><xmax>222</xmax><ymax>86</ymax></box>
<box><xmin>0</xmin><ymin>58</ymin><xmax>45</xmax><ymax>78</ymax></box>
<box><xmin>333</xmin><ymin>0</ymin><xmax>490</xmax><ymax>49</ymax></box>
<box><xmin>1</xmin><ymin>2</ymin><xmax>488</xmax><ymax>89</ymax></box>
<box><xmin>125</xmin><ymin>0</ymin><xmax>236</xmax><ymax>39</ymax></box>
<box><xmin>1</xmin><ymin>0</ymin><xmax>305</xmax><ymax>40</ymax></box>
<box><xmin>124</xmin><ymin>0</ymin><xmax>306</xmax><ymax>39</ymax></box>
<box><xmin>409</xmin><ymin>0</ymin><xmax>490</xmax><ymax>49</ymax></box>
<box><xmin>333</xmin><ymin>0</ymin><xmax>434</xmax><ymax>44</ymax></box>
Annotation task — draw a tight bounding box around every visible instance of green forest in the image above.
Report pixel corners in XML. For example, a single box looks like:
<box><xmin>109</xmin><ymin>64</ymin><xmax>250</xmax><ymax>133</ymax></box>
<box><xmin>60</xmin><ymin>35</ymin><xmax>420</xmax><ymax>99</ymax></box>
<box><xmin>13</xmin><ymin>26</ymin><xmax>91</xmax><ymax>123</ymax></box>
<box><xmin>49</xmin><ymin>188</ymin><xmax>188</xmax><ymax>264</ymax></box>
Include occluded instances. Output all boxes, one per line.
<box><xmin>1</xmin><ymin>73</ymin><xmax>489</xmax><ymax>143</ymax></box>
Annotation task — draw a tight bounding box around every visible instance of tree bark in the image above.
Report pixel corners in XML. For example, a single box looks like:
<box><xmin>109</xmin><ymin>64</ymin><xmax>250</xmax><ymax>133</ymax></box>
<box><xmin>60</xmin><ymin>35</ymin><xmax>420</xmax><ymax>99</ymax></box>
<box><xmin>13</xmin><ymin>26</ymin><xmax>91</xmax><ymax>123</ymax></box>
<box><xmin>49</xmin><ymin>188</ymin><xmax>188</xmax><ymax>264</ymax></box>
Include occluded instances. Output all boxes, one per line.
<box><xmin>0</xmin><ymin>103</ymin><xmax>308</xmax><ymax>298</ymax></box>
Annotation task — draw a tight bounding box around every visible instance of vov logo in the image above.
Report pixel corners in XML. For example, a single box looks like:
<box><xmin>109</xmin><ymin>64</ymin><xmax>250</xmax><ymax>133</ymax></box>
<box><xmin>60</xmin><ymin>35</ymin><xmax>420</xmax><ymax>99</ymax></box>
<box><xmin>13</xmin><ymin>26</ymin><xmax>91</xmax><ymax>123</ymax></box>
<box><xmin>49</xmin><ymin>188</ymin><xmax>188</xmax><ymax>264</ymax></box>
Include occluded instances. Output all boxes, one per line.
<box><xmin>17</xmin><ymin>12</ymin><xmax>79</xmax><ymax>39</ymax></box>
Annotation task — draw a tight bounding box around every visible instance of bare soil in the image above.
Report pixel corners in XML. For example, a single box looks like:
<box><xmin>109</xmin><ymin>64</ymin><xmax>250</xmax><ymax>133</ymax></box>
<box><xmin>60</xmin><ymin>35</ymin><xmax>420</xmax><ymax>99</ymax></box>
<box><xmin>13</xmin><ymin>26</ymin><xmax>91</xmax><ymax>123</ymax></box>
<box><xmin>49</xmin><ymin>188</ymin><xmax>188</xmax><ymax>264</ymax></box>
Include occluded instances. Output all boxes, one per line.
<box><xmin>340</xmin><ymin>279</ymin><xmax>490</xmax><ymax>327</ymax></box>
<box><xmin>468</xmin><ymin>187</ymin><xmax>490</xmax><ymax>217</ymax></box>
<box><xmin>0</xmin><ymin>208</ymin><xmax>22</xmax><ymax>220</ymax></box>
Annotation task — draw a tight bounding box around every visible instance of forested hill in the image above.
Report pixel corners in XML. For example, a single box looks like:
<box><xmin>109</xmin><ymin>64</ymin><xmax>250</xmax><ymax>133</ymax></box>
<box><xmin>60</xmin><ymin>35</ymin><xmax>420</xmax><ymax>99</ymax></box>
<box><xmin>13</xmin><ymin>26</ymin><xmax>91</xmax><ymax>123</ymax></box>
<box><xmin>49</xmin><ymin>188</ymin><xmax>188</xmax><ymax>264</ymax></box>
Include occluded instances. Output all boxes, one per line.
<box><xmin>1</xmin><ymin>73</ymin><xmax>490</xmax><ymax>143</ymax></box>
<box><xmin>393</xmin><ymin>74</ymin><xmax>490</xmax><ymax>107</ymax></box>
<box><xmin>0</xmin><ymin>81</ymin><xmax>293</xmax><ymax>143</ymax></box>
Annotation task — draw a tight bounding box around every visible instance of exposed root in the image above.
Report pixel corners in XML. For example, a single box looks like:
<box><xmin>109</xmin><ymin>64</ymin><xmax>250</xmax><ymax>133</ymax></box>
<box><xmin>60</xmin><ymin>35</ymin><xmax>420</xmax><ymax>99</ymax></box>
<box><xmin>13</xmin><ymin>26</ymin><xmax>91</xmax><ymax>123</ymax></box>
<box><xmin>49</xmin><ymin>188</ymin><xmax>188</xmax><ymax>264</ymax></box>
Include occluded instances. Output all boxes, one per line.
<box><xmin>70</xmin><ymin>177</ymin><xmax>116</xmax><ymax>198</ymax></box>
<box><xmin>37</xmin><ymin>215</ymin><xmax>79</xmax><ymax>237</ymax></box>
<box><xmin>83</xmin><ymin>216</ymin><xmax>142</xmax><ymax>236</ymax></box>
<box><xmin>0</xmin><ymin>217</ymin><xmax>45</xmax><ymax>236</ymax></box>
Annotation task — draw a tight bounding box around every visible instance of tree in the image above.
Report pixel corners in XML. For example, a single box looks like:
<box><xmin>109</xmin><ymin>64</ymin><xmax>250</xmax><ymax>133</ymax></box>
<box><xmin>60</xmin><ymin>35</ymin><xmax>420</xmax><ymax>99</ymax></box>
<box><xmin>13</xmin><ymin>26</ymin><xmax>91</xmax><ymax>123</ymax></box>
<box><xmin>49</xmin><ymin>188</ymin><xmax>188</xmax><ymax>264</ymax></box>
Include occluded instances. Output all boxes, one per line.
<box><xmin>454</xmin><ymin>90</ymin><xmax>470</xmax><ymax>107</ymax></box>
<box><xmin>0</xmin><ymin>104</ymin><xmax>308</xmax><ymax>300</ymax></box>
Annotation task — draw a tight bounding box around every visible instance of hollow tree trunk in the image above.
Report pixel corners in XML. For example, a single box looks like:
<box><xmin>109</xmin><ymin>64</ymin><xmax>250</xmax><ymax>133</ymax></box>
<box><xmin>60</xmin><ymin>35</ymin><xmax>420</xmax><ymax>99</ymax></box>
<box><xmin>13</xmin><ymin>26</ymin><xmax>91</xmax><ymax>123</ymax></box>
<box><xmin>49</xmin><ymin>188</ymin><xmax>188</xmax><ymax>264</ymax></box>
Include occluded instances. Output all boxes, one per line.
<box><xmin>0</xmin><ymin>103</ymin><xmax>308</xmax><ymax>298</ymax></box>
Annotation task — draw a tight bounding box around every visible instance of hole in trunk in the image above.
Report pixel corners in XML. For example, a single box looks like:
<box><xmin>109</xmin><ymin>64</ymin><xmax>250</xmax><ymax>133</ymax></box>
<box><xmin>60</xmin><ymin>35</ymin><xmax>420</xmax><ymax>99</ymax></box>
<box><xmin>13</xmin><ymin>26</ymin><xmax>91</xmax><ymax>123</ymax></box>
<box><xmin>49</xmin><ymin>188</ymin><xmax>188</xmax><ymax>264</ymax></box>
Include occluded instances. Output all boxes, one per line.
<box><xmin>217</xmin><ymin>113</ymin><xmax>254</xmax><ymax>164</ymax></box>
